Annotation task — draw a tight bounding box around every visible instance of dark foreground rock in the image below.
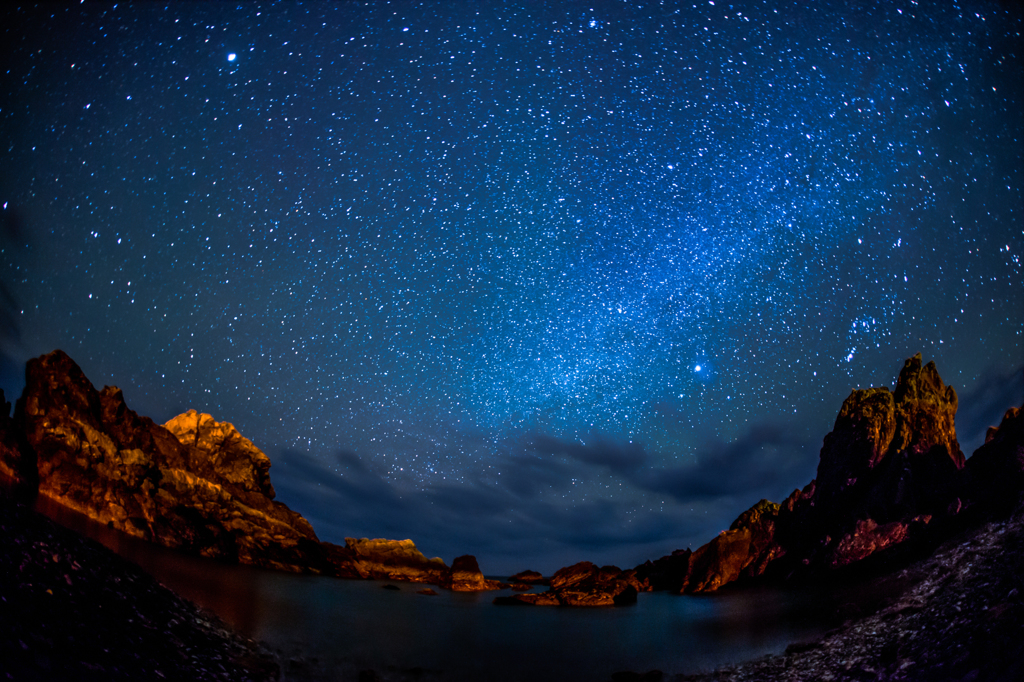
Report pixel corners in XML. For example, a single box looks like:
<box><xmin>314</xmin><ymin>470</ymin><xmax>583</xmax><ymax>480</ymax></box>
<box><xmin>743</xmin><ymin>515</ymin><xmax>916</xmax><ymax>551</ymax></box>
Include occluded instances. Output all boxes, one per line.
<box><xmin>670</xmin><ymin>497</ymin><xmax>1024</xmax><ymax>682</ymax></box>
<box><xmin>0</xmin><ymin>498</ymin><xmax>279</xmax><ymax>682</ymax></box>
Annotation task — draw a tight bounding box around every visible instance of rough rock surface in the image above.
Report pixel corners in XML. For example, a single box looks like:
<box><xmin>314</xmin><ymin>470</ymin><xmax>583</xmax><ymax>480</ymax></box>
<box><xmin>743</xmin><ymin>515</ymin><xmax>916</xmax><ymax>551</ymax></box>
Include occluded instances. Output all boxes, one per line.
<box><xmin>633</xmin><ymin>355</ymin><xmax>1022</xmax><ymax>598</ymax></box>
<box><xmin>14</xmin><ymin>350</ymin><xmax>325</xmax><ymax>573</ymax></box>
<box><xmin>439</xmin><ymin>554</ymin><xmax>503</xmax><ymax>591</ymax></box>
<box><xmin>6</xmin><ymin>350</ymin><xmax>457</xmax><ymax>585</ymax></box>
<box><xmin>163</xmin><ymin>409</ymin><xmax>277</xmax><ymax>498</ymax></box>
<box><xmin>496</xmin><ymin>561</ymin><xmax>640</xmax><ymax>606</ymax></box>
<box><xmin>342</xmin><ymin>537</ymin><xmax>448</xmax><ymax>583</ymax></box>
<box><xmin>0</xmin><ymin>498</ymin><xmax>278</xmax><ymax>682</ymax></box>
<box><xmin>672</xmin><ymin>498</ymin><xmax>1024</xmax><ymax>682</ymax></box>
<box><xmin>635</xmin><ymin>499</ymin><xmax>780</xmax><ymax>595</ymax></box>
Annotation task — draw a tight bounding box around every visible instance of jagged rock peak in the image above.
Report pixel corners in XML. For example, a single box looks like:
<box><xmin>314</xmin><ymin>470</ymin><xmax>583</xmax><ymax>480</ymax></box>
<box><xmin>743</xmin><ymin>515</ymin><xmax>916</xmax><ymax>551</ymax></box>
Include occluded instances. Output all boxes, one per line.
<box><xmin>816</xmin><ymin>353</ymin><xmax>963</xmax><ymax>512</ymax></box>
<box><xmin>891</xmin><ymin>353</ymin><xmax>963</xmax><ymax>467</ymax></box>
<box><xmin>163</xmin><ymin>410</ymin><xmax>275</xmax><ymax>499</ymax></box>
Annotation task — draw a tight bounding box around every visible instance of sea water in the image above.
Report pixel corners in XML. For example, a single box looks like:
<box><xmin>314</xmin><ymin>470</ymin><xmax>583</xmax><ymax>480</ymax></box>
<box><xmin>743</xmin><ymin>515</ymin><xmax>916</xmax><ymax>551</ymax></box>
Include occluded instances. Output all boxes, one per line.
<box><xmin>37</xmin><ymin>498</ymin><xmax>844</xmax><ymax>681</ymax></box>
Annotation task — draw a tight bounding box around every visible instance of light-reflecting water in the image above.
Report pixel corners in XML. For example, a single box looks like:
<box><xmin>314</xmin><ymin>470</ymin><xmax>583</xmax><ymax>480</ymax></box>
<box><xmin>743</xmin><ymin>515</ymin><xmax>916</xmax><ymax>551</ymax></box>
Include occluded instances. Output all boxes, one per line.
<box><xmin>37</xmin><ymin>497</ymin><xmax>847</xmax><ymax>681</ymax></box>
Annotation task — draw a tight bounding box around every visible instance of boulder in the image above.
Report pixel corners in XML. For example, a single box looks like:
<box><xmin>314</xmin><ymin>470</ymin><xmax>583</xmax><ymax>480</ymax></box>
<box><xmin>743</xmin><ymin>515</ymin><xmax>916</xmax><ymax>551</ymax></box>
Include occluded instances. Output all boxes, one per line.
<box><xmin>497</xmin><ymin>561</ymin><xmax>638</xmax><ymax>606</ymax></box>
<box><xmin>508</xmin><ymin>569</ymin><xmax>547</xmax><ymax>584</ymax></box>
<box><xmin>440</xmin><ymin>554</ymin><xmax>502</xmax><ymax>591</ymax></box>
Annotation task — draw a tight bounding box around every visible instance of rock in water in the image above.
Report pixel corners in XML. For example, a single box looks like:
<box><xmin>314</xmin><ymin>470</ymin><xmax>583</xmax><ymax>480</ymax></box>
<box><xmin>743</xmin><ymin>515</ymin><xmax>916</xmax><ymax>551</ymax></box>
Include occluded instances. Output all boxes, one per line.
<box><xmin>343</xmin><ymin>537</ymin><xmax>448</xmax><ymax>583</ymax></box>
<box><xmin>440</xmin><ymin>554</ymin><xmax>502</xmax><ymax>591</ymax></box>
<box><xmin>497</xmin><ymin>561</ymin><xmax>639</xmax><ymax>606</ymax></box>
<box><xmin>508</xmin><ymin>569</ymin><xmax>547</xmax><ymax>584</ymax></box>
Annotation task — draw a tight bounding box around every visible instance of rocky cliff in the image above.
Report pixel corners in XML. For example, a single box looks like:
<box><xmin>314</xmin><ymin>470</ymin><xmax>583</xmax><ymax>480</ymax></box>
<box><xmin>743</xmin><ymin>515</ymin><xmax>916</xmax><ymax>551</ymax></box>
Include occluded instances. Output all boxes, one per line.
<box><xmin>632</xmin><ymin>354</ymin><xmax>1017</xmax><ymax>600</ymax></box>
<box><xmin>0</xmin><ymin>350</ymin><xmax>455</xmax><ymax>585</ymax></box>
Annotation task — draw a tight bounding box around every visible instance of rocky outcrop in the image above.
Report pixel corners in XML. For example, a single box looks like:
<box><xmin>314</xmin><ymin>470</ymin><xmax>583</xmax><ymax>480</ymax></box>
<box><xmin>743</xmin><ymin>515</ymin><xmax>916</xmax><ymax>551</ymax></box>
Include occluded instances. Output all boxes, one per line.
<box><xmin>631</xmin><ymin>354</ymin><xmax>1023</xmax><ymax>599</ymax></box>
<box><xmin>496</xmin><ymin>561</ymin><xmax>640</xmax><ymax>606</ymax></box>
<box><xmin>13</xmin><ymin>351</ymin><xmax>326</xmax><ymax>573</ymax></box>
<box><xmin>965</xmin><ymin>406</ymin><xmax>1024</xmax><ymax>514</ymax></box>
<box><xmin>0</xmin><ymin>389</ymin><xmax>33</xmax><ymax>494</ymax></box>
<box><xmin>4</xmin><ymin>350</ymin><xmax>458</xmax><ymax>585</ymax></box>
<box><xmin>635</xmin><ymin>499</ymin><xmax>781</xmax><ymax>594</ymax></box>
<box><xmin>815</xmin><ymin>354</ymin><xmax>964</xmax><ymax>527</ymax></box>
<box><xmin>439</xmin><ymin>554</ymin><xmax>503</xmax><ymax>591</ymax></box>
<box><xmin>162</xmin><ymin>410</ymin><xmax>276</xmax><ymax>498</ymax></box>
<box><xmin>508</xmin><ymin>569</ymin><xmax>547</xmax><ymax>584</ymax></box>
<box><xmin>342</xmin><ymin>537</ymin><xmax>448</xmax><ymax>583</ymax></box>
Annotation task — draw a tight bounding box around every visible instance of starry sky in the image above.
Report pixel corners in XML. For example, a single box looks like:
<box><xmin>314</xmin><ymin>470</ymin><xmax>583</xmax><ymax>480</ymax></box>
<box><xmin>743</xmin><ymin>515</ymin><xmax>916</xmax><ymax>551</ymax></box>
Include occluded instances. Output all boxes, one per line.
<box><xmin>1</xmin><ymin>1</ymin><xmax>1022</xmax><ymax>575</ymax></box>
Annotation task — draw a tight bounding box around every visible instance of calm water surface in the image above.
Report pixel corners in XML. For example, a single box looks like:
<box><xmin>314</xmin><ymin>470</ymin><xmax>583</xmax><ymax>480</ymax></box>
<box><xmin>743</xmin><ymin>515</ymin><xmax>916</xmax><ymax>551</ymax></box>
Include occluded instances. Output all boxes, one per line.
<box><xmin>38</xmin><ymin>498</ymin><xmax>846</xmax><ymax>681</ymax></box>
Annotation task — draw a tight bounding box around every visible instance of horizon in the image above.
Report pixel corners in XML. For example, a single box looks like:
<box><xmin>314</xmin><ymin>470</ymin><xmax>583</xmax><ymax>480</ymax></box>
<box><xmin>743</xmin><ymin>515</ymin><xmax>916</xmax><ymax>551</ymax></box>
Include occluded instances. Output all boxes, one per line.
<box><xmin>1</xmin><ymin>1</ymin><xmax>1021</xmax><ymax>576</ymax></box>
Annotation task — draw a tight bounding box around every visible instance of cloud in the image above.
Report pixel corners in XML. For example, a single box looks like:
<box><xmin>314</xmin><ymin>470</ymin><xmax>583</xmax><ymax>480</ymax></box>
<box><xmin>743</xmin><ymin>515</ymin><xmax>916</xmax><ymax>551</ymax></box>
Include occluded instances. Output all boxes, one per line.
<box><xmin>955</xmin><ymin>364</ymin><xmax>1024</xmax><ymax>456</ymax></box>
<box><xmin>267</xmin><ymin>420</ymin><xmax>820</xmax><ymax>575</ymax></box>
<box><xmin>525</xmin><ymin>433</ymin><xmax>648</xmax><ymax>474</ymax></box>
<box><xmin>635</xmin><ymin>424</ymin><xmax>815</xmax><ymax>504</ymax></box>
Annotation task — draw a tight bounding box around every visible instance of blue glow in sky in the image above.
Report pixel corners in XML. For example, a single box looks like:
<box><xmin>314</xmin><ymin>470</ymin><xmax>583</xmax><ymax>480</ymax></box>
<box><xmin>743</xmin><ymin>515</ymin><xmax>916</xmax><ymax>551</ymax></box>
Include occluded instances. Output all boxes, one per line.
<box><xmin>1</xmin><ymin>1</ymin><xmax>1021</xmax><ymax>573</ymax></box>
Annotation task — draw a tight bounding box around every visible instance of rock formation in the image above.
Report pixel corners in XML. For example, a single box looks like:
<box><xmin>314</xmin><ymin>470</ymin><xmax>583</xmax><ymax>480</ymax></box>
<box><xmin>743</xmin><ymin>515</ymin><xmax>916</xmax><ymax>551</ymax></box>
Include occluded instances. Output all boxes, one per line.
<box><xmin>508</xmin><ymin>569</ymin><xmax>546</xmax><ymax>584</ymax></box>
<box><xmin>342</xmin><ymin>537</ymin><xmax>448</xmax><ymax>583</ymax></box>
<box><xmin>0</xmin><ymin>389</ymin><xmax>33</xmax><ymax>494</ymax></box>
<box><xmin>496</xmin><ymin>561</ymin><xmax>641</xmax><ymax>606</ymax></box>
<box><xmin>0</xmin><ymin>350</ymin><xmax>457</xmax><ymax>585</ymax></box>
<box><xmin>439</xmin><ymin>554</ymin><xmax>503</xmax><ymax>591</ymax></box>
<box><xmin>632</xmin><ymin>354</ymin><xmax>1022</xmax><ymax>597</ymax></box>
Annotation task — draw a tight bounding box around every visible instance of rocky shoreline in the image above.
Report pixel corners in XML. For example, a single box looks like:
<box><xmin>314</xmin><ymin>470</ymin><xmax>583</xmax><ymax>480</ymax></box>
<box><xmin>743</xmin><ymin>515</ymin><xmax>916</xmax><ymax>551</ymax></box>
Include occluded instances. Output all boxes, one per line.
<box><xmin>0</xmin><ymin>496</ymin><xmax>278</xmax><ymax>682</ymax></box>
<box><xmin>668</xmin><ymin>497</ymin><xmax>1024</xmax><ymax>682</ymax></box>
<box><xmin>4</xmin><ymin>491</ymin><xmax>1021</xmax><ymax>681</ymax></box>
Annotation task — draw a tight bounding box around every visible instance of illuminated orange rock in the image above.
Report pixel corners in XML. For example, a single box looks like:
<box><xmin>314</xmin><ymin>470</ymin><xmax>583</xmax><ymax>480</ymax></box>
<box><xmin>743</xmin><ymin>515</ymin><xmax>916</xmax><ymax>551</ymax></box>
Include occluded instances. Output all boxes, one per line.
<box><xmin>343</xmin><ymin>537</ymin><xmax>448</xmax><ymax>583</ymax></box>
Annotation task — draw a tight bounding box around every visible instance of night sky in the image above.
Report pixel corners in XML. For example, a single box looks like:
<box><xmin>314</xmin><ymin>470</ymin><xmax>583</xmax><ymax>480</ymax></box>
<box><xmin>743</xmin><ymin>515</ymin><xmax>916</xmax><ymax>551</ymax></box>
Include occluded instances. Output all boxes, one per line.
<box><xmin>2</xmin><ymin>1</ymin><xmax>1021</xmax><ymax>575</ymax></box>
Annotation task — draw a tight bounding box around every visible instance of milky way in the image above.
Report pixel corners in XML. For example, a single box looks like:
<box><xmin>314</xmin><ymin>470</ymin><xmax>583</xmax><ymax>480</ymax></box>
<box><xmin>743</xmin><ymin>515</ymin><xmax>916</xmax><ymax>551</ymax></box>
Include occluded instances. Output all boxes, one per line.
<box><xmin>2</xmin><ymin>1</ymin><xmax>1021</xmax><ymax>572</ymax></box>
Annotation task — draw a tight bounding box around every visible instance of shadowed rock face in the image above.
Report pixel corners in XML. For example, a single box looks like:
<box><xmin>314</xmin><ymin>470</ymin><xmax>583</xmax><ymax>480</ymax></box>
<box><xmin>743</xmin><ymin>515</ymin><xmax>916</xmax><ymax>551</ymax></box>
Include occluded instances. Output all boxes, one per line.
<box><xmin>0</xmin><ymin>389</ymin><xmax>33</xmax><ymax>493</ymax></box>
<box><xmin>965</xmin><ymin>406</ymin><xmax>1024</xmax><ymax>514</ymax></box>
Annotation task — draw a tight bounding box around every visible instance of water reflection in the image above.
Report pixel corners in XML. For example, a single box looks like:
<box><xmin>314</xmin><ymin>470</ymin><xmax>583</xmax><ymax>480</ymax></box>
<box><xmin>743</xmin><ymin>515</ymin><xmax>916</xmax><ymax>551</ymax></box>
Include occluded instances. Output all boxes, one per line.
<box><xmin>34</xmin><ymin>497</ymin><xmax>846</xmax><ymax>680</ymax></box>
